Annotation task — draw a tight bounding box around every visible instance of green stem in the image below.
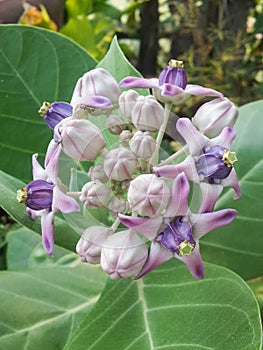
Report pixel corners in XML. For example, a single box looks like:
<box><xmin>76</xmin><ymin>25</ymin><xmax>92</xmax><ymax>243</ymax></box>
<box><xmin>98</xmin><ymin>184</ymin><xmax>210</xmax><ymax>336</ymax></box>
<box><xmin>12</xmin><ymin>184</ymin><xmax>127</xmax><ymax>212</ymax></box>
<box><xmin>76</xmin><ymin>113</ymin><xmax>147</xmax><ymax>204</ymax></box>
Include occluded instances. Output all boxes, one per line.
<box><xmin>150</xmin><ymin>102</ymin><xmax>173</xmax><ymax>166</ymax></box>
<box><xmin>158</xmin><ymin>144</ymin><xmax>189</xmax><ymax>166</ymax></box>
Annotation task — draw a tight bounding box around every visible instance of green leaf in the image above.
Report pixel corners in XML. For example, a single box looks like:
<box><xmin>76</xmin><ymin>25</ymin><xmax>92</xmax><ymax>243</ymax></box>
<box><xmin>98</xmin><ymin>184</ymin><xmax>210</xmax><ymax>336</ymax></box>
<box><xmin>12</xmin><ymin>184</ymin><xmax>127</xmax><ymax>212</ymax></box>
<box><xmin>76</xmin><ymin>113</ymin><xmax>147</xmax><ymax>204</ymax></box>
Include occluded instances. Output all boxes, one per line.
<box><xmin>0</xmin><ymin>24</ymin><xmax>96</xmax><ymax>182</ymax></box>
<box><xmin>201</xmin><ymin>100</ymin><xmax>263</xmax><ymax>280</ymax></box>
<box><xmin>98</xmin><ymin>36</ymin><xmax>143</xmax><ymax>82</ymax></box>
<box><xmin>0</xmin><ymin>170</ymin><xmax>79</xmax><ymax>252</ymax></box>
<box><xmin>7</xmin><ymin>227</ymin><xmax>77</xmax><ymax>270</ymax></box>
<box><xmin>65</xmin><ymin>261</ymin><xmax>262</xmax><ymax>350</ymax></box>
<box><xmin>0</xmin><ymin>264</ymin><xmax>106</xmax><ymax>350</ymax></box>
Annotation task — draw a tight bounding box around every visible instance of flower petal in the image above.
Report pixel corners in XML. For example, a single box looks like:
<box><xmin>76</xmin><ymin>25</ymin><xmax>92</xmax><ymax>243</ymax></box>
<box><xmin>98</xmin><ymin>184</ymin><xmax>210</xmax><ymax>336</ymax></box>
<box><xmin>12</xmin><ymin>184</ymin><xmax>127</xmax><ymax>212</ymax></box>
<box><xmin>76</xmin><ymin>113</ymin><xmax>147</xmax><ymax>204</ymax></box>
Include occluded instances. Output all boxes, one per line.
<box><xmin>52</xmin><ymin>187</ymin><xmax>80</xmax><ymax>214</ymax></box>
<box><xmin>119</xmin><ymin>76</ymin><xmax>158</xmax><ymax>89</ymax></box>
<box><xmin>160</xmin><ymin>83</ymin><xmax>184</xmax><ymax>96</ymax></box>
<box><xmin>44</xmin><ymin>140</ymin><xmax>62</xmax><ymax>183</ymax></box>
<box><xmin>155</xmin><ymin>156</ymin><xmax>199</xmax><ymax>182</ymax></box>
<box><xmin>199</xmin><ymin>182</ymin><xmax>223</xmax><ymax>213</ymax></box>
<box><xmin>221</xmin><ymin>168</ymin><xmax>241</xmax><ymax>199</ymax></box>
<box><xmin>165</xmin><ymin>173</ymin><xmax>190</xmax><ymax>217</ymax></box>
<box><xmin>118</xmin><ymin>214</ymin><xmax>163</xmax><ymax>240</ymax></box>
<box><xmin>191</xmin><ymin>209</ymin><xmax>237</xmax><ymax>239</ymax></box>
<box><xmin>32</xmin><ymin>153</ymin><xmax>46</xmax><ymax>180</ymax></box>
<box><xmin>210</xmin><ymin>127</ymin><xmax>236</xmax><ymax>149</ymax></box>
<box><xmin>41</xmin><ymin>211</ymin><xmax>54</xmax><ymax>256</ymax></box>
<box><xmin>135</xmin><ymin>241</ymin><xmax>173</xmax><ymax>279</ymax></box>
<box><xmin>175</xmin><ymin>241</ymin><xmax>204</xmax><ymax>279</ymax></box>
<box><xmin>185</xmin><ymin>84</ymin><xmax>224</xmax><ymax>98</ymax></box>
<box><xmin>176</xmin><ymin>118</ymin><xmax>208</xmax><ymax>155</ymax></box>
<box><xmin>72</xmin><ymin>95</ymin><xmax>113</xmax><ymax>109</ymax></box>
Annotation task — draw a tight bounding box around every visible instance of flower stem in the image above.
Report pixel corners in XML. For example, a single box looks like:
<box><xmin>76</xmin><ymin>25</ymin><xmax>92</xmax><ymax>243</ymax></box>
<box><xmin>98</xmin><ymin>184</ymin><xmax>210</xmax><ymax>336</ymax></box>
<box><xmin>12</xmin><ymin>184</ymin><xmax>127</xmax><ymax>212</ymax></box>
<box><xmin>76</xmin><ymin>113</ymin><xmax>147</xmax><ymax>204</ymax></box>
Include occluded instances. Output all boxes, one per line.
<box><xmin>111</xmin><ymin>217</ymin><xmax>120</xmax><ymax>232</ymax></box>
<box><xmin>158</xmin><ymin>144</ymin><xmax>189</xmax><ymax>166</ymax></box>
<box><xmin>150</xmin><ymin>102</ymin><xmax>172</xmax><ymax>166</ymax></box>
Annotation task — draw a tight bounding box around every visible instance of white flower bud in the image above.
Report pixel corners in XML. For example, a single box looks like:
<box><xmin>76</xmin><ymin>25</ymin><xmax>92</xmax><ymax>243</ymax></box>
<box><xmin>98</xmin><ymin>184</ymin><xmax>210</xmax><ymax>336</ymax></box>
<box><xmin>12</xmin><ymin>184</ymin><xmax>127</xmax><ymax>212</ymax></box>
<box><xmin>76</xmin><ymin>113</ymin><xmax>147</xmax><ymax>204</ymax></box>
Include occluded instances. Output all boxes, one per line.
<box><xmin>119</xmin><ymin>90</ymin><xmax>139</xmax><ymax>121</ymax></box>
<box><xmin>128</xmin><ymin>174</ymin><xmax>170</xmax><ymax>216</ymax></box>
<box><xmin>108</xmin><ymin>196</ymin><xmax>130</xmax><ymax>216</ymax></box>
<box><xmin>192</xmin><ymin>97</ymin><xmax>238</xmax><ymax>137</ymax></box>
<box><xmin>100</xmin><ymin>230</ymin><xmax>148</xmax><ymax>279</ymax></box>
<box><xmin>71</xmin><ymin>68</ymin><xmax>121</xmax><ymax>106</ymax></box>
<box><xmin>104</xmin><ymin>148</ymin><xmax>137</xmax><ymax>181</ymax></box>
<box><xmin>80</xmin><ymin>180</ymin><xmax>111</xmax><ymax>208</ymax></box>
<box><xmin>120</xmin><ymin>130</ymin><xmax>132</xmax><ymax>147</ymax></box>
<box><xmin>54</xmin><ymin>118</ymin><xmax>105</xmax><ymax>161</ymax></box>
<box><xmin>131</xmin><ymin>95</ymin><xmax>164</xmax><ymax>131</ymax></box>
<box><xmin>106</xmin><ymin>114</ymin><xmax>126</xmax><ymax>135</ymax></box>
<box><xmin>76</xmin><ymin>226</ymin><xmax>111</xmax><ymax>264</ymax></box>
<box><xmin>88</xmin><ymin>164</ymin><xmax>108</xmax><ymax>182</ymax></box>
<box><xmin>129</xmin><ymin>131</ymin><xmax>156</xmax><ymax>159</ymax></box>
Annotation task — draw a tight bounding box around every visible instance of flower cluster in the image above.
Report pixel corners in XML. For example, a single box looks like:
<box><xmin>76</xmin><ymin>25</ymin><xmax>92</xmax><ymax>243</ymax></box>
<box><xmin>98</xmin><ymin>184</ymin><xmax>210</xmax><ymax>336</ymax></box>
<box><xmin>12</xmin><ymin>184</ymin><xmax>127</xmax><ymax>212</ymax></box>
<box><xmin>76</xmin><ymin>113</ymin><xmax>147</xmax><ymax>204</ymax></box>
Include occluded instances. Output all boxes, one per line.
<box><xmin>17</xmin><ymin>60</ymin><xmax>240</xmax><ymax>280</ymax></box>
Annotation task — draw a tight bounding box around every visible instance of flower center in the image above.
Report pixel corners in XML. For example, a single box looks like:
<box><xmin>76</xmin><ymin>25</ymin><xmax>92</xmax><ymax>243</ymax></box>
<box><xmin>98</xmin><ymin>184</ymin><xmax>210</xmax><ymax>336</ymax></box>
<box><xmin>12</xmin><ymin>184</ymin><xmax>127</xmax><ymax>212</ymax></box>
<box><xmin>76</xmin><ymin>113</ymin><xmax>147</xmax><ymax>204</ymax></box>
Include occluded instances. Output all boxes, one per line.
<box><xmin>17</xmin><ymin>187</ymin><xmax>28</xmax><ymax>203</ymax></box>
<box><xmin>168</xmin><ymin>59</ymin><xmax>184</xmax><ymax>68</ymax></box>
<box><xmin>157</xmin><ymin>216</ymin><xmax>196</xmax><ymax>256</ymax></box>
<box><xmin>222</xmin><ymin>149</ymin><xmax>238</xmax><ymax>167</ymax></box>
<box><xmin>38</xmin><ymin>101</ymin><xmax>50</xmax><ymax>117</ymax></box>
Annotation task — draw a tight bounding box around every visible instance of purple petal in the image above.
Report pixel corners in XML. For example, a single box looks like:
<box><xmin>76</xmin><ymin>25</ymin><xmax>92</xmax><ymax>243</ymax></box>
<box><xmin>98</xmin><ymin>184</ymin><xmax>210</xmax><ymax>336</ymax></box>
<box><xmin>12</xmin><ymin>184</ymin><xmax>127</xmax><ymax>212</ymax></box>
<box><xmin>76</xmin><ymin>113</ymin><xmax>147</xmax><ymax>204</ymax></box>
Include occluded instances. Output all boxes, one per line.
<box><xmin>199</xmin><ymin>182</ymin><xmax>223</xmax><ymax>213</ymax></box>
<box><xmin>72</xmin><ymin>95</ymin><xmax>113</xmax><ymax>109</ymax></box>
<box><xmin>118</xmin><ymin>214</ymin><xmax>163</xmax><ymax>240</ymax></box>
<box><xmin>52</xmin><ymin>187</ymin><xmax>80</xmax><ymax>213</ymax></box>
<box><xmin>135</xmin><ymin>241</ymin><xmax>173</xmax><ymax>279</ymax></box>
<box><xmin>176</xmin><ymin>118</ymin><xmax>208</xmax><ymax>155</ymax></box>
<box><xmin>165</xmin><ymin>173</ymin><xmax>190</xmax><ymax>217</ymax></box>
<box><xmin>44</xmin><ymin>140</ymin><xmax>62</xmax><ymax>184</ymax></box>
<box><xmin>185</xmin><ymin>84</ymin><xmax>224</xmax><ymax>98</ymax></box>
<box><xmin>119</xmin><ymin>76</ymin><xmax>158</xmax><ymax>89</ymax></box>
<box><xmin>191</xmin><ymin>209</ymin><xmax>237</xmax><ymax>239</ymax></box>
<box><xmin>160</xmin><ymin>83</ymin><xmax>184</xmax><ymax>96</ymax></box>
<box><xmin>210</xmin><ymin>127</ymin><xmax>236</xmax><ymax>149</ymax></box>
<box><xmin>41</xmin><ymin>211</ymin><xmax>54</xmax><ymax>256</ymax></box>
<box><xmin>221</xmin><ymin>168</ymin><xmax>241</xmax><ymax>199</ymax></box>
<box><xmin>32</xmin><ymin>154</ymin><xmax>46</xmax><ymax>180</ymax></box>
<box><xmin>175</xmin><ymin>241</ymin><xmax>204</xmax><ymax>279</ymax></box>
<box><xmin>155</xmin><ymin>156</ymin><xmax>199</xmax><ymax>182</ymax></box>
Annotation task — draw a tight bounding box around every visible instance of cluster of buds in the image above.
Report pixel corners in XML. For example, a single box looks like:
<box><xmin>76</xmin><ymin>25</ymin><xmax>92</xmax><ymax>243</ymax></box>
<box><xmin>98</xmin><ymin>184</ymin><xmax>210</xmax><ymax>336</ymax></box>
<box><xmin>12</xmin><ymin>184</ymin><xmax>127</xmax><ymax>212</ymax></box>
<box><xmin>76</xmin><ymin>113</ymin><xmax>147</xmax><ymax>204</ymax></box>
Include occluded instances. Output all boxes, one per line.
<box><xmin>17</xmin><ymin>60</ymin><xmax>240</xmax><ymax>280</ymax></box>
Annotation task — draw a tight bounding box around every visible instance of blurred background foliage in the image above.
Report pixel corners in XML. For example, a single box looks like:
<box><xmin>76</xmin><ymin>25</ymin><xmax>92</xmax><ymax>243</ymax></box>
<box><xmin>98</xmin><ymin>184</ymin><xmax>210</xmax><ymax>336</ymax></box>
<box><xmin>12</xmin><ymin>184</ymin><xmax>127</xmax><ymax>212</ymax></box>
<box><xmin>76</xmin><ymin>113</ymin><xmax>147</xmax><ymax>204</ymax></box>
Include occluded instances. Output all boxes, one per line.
<box><xmin>1</xmin><ymin>0</ymin><xmax>262</xmax><ymax>106</ymax></box>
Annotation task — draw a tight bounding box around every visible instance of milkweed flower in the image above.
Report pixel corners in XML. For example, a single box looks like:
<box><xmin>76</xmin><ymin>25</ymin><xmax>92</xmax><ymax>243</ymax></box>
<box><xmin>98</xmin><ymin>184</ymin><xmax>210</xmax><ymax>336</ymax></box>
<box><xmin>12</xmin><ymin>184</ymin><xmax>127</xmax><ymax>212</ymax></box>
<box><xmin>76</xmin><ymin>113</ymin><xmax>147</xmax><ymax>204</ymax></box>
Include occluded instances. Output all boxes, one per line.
<box><xmin>154</xmin><ymin>118</ymin><xmax>241</xmax><ymax>212</ymax></box>
<box><xmin>38</xmin><ymin>101</ymin><xmax>72</xmax><ymax>129</ymax></box>
<box><xmin>17</xmin><ymin>140</ymin><xmax>80</xmax><ymax>255</ymax></box>
<box><xmin>119</xmin><ymin>173</ymin><xmax>237</xmax><ymax>279</ymax></box>
<box><xmin>119</xmin><ymin>59</ymin><xmax>223</xmax><ymax>104</ymax></box>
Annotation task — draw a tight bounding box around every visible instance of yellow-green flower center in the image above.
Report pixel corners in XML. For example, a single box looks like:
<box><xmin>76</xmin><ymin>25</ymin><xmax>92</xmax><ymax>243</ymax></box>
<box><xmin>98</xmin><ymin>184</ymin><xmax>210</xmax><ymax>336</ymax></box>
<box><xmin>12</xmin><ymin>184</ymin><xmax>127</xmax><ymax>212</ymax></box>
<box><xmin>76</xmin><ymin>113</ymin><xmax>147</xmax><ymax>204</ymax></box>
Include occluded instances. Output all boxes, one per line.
<box><xmin>38</xmin><ymin>101</ymin><xmax>50</xmax><ymax>117</ymax></box>
<box><xmin>168</xmin><ymin>59</ymin><xmax>184</xmax><ymax>69</ymax></box>
<box><xmin>178</xmin><ymin>240</ymin><xmax>195</xmax><ymax>256</ymax></box>
<box><xmin>222</xmin><ymin>150</ymin><xmax>238</xmax><ymax>167</ymax></box>
<box><xmin>17</xmin><ymin>187</ymin><xmax>28</xmax><ymax>203</ymax></box>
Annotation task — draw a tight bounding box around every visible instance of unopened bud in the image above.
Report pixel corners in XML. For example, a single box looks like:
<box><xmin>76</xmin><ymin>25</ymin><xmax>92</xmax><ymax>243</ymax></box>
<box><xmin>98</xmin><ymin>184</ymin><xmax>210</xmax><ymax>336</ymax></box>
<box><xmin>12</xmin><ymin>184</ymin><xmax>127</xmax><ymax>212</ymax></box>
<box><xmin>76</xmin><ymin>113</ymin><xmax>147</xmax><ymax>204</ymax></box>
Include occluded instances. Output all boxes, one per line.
<box><xmin>129</xmin><ymin>131</ymin><xmax>156</xmax><ymax>159</ymax></box>
<box><xmin>131</xmin><ymin>95</ymin><xmax>164</xmax><ymax>131</ymax></box>
<box><xmin>106</xmin><ymin>115</ymin><xmax>126</xmax><ymax>135</ymax></box>
<box><xmin>104</xmin><ymin>148</ymin><xmax>137</xmax><ymax>181</ymax></box>
<box><xmin>192</xmin><ymin>97</ymin><xmax>238</xmax><ymax>137</ymax></box>
<box><xmin>100</xmin><ymin>230</ymin><xmax>148</xmax><ymax>279</ymax></box>
<box><xmin>54</xmin><ymin>118</ymin><xmax>106</xmax><ymax>161</ymax></box>
<box><xmin>119</xmin><ymin>90</ymin><xmax>139</xmax><ymax>121</ymax></box>
<box><xmin>80</xmin><ymin>181</ymin><xmax>111</xmax><ymax>208</ymax></box>
<box><xmin>76</xmin><ymin>226</ymin><xmax>112</xmax><ymax>264</ymax></box>
<box><xmin>128</xmin><ymin>174</ymin><xmax>170</xmax><ymax>216</ymax></box>
<box><xmin>88</xmin><ymin>164</ymin><xmax>108</xmax><ymax>182</ymax></box>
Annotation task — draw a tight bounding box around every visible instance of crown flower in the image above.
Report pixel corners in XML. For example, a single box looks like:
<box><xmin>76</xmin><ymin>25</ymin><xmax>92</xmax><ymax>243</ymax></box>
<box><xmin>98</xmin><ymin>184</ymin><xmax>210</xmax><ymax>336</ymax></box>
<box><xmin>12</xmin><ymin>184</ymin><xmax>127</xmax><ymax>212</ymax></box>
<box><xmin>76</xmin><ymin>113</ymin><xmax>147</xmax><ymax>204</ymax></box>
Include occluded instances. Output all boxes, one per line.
<box><xmin>18</xmin><ymin>63</ymin><xmax>241</xmax><ymax>281</ymax></box>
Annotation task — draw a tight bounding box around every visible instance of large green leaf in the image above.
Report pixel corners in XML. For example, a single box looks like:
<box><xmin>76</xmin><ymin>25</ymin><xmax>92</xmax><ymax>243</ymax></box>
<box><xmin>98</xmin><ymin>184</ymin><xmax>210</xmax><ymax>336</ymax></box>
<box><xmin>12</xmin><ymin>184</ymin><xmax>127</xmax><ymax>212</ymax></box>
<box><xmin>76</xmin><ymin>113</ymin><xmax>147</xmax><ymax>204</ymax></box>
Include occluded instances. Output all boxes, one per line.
<box><xmin>0</xmin><ymin>24</ymin><xmax>96</xmax><ymax>182</ymax></box>
<box><xmin>7</xmin><ymin>227</ymin><xmax>78</xmax><ymax>270</ymax></box>
<box><xmin>201</xmin><ymin>100</ymin><xmax>263</xmax><ymax>280</ymax></box>
<box><xmin>65</xmin><ymin>261</ymin><xmax>262</xmax><ymax>350</ymax></box>
<box><xmin>0</xmin><ymin>264</ymin><xmax>106</xmax><ymax>350</ymax></box>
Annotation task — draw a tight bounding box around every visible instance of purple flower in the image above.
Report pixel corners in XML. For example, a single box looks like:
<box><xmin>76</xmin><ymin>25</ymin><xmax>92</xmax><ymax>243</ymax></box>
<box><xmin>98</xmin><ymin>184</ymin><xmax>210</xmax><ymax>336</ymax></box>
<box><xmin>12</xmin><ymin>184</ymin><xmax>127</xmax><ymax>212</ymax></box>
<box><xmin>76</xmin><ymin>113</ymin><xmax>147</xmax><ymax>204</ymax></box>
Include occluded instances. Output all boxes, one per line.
<box><xmin>154</xmin><ymin>118</ymin><xmax>241</xmax><ymax>212</ymax></box>
<box><xmin>38</xmin><ymin>101</ymin><xmax>72</xmax><ymax>129</ymax></box>
<box><xmin>119</xmin><ymin>60</ymin><xmax>223</xmax><ymax>104</ymax></box>
<box><xmin>118</xmin><ymin>173</ymin><xmax>237</xmax><ymax>279</ymax></box>
<box><xmin>17</xmin><ymin>140</ymin><xmax>80</xmax><ymax>255</ymax></box>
